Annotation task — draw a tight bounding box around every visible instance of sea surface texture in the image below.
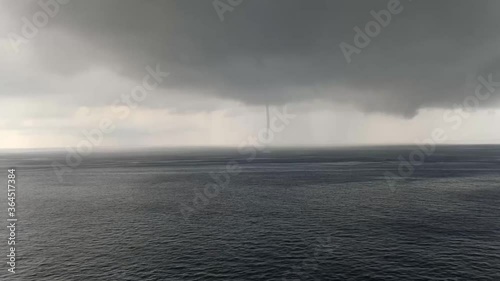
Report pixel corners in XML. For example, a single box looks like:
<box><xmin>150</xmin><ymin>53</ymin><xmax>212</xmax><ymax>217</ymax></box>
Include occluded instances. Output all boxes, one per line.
<box><xmin>0</xmin><ymin>146</ymin><xmax>499</xmax><ymax>280</ymax></box>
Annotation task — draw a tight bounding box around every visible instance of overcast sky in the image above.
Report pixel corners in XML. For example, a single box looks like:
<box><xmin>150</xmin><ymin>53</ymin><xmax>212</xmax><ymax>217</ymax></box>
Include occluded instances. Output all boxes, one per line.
<box><xmin>1</xmin><ymin>0</ymin><xmax>500</xmax><ymax>149</ymax></box>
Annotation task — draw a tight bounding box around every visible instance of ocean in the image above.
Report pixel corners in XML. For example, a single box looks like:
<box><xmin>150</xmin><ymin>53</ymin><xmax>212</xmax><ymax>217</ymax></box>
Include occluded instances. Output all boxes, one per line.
<box><xmin>0</xmin><ymin>145</ymin><xmax>499</xmax><ymax>280</ymax></box>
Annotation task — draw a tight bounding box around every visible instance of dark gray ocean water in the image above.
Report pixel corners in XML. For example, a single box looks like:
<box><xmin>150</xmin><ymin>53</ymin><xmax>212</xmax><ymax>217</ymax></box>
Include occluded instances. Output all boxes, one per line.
<box><xmin>0</xmin><ymin>145</ymin><xmax>499</xmax><ymax>280</ymax></box>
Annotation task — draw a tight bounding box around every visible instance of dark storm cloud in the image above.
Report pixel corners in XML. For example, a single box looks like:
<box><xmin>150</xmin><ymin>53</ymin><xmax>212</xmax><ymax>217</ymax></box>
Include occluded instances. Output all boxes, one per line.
<box><xmin>3</xmin><ymin>0</ymin><xmax>500</xmax><ymax>117</ymax></box>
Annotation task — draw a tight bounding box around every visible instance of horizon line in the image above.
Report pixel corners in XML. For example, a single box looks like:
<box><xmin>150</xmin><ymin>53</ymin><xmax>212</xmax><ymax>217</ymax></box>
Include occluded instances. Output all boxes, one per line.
<box><xmin>2</xmin><ymin>142</ymin><xmax>500</xmax><ymax>153</ymax></box>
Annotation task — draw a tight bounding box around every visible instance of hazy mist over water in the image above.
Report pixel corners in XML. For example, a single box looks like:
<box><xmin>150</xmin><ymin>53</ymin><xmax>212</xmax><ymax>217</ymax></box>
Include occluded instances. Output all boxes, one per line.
<box><xmin>0</xmin><ymin>145</ymin><xmax>499</xmax><ymax>280</ymax></box>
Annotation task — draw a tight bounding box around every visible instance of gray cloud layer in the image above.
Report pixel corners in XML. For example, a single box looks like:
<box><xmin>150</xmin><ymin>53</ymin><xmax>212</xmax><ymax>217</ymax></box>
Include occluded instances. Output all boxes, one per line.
<box><xmin>3</xmin><ymin>0</ymin><xmax>500</xmax><ymax>117</ymax></box>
